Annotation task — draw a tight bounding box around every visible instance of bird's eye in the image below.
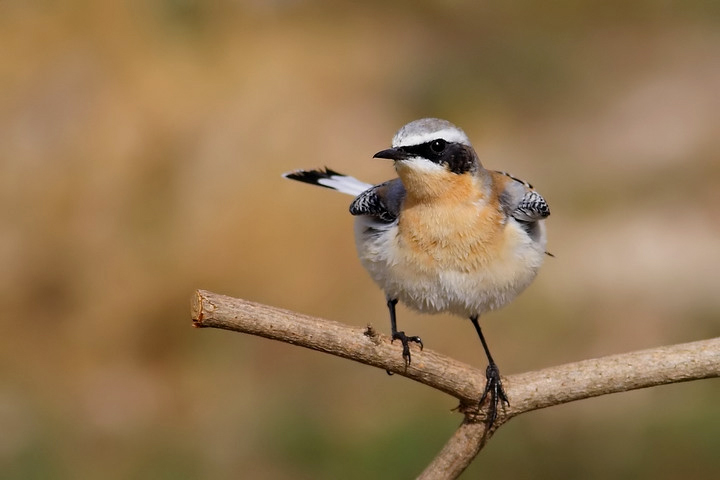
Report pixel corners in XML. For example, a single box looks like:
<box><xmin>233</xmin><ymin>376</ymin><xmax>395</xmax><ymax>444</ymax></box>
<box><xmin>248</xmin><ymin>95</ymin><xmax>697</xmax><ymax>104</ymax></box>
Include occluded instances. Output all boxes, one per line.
<box><xmin>430</xmin><ymin>139</ymin><xmax>446</xmax><ymax>153</ymax></box>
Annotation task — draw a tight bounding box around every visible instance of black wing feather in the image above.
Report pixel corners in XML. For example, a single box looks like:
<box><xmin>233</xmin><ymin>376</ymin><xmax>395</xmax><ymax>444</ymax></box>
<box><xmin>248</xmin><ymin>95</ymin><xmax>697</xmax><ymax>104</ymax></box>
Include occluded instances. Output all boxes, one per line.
<box><xmin>349</xmin><ymin>179</ymin><xmax>405</xmax><ymax>223</ymax></box>
<box><xmin>513</xmin><ymin>191</ymin><xmax>550</xmax><ymax>222</ymax></box>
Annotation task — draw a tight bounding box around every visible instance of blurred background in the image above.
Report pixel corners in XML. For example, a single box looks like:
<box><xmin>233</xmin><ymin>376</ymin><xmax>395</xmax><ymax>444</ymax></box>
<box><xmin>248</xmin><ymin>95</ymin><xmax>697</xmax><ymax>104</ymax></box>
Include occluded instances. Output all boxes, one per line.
<box><xmin>1</xmin><ymin>1</ymin><xmax>719</xmax><ymax>478</ymax></box>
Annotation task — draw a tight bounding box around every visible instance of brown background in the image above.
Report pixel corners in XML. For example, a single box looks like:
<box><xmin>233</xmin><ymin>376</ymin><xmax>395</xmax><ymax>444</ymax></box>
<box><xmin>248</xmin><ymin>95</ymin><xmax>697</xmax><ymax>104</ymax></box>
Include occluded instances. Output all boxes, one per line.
<box><xmin>1</xmin><ymin>1</ymin><xmax>719</xmax><ymax>478</ymax></box>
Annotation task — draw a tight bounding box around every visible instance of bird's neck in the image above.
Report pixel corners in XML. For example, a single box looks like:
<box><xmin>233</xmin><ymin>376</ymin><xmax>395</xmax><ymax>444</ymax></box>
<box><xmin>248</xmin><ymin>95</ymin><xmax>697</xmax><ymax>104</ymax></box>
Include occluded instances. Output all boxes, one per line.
<box><xmin>397</xmin><ymin>164</ymin><xmax>487</xmax><ymax>206</ymax></box>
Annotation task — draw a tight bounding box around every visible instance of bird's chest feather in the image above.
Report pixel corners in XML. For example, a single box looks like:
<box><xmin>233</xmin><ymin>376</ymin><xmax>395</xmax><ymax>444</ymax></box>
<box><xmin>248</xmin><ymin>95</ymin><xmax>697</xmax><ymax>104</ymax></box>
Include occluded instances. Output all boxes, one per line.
<box><xmin>396</xmin><ymin>195</ymin><xmax>504</xmax><ymax>272</ymax></box>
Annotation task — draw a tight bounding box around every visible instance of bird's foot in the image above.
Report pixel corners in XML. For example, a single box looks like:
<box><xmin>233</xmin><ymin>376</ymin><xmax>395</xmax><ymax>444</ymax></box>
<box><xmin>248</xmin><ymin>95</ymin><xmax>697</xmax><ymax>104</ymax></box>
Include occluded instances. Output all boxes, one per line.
<box><xmin>391</xmin><ymin>331</ymin><xmax>423</xmax><ymax>366</ymax></box>
<box><xmin>479</xmin><ymin>362</ymin><xmax>509</xmax><ymax>427</ymax></box>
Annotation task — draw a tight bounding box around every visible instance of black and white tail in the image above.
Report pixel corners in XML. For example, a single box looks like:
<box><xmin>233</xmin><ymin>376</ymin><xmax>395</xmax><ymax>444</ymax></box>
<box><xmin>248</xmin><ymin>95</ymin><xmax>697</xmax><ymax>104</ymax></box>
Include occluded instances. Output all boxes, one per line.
<box><xmin>282</xmin><ymin>168</ymin><xmax>371</xmax><ymax>197</ymax></box>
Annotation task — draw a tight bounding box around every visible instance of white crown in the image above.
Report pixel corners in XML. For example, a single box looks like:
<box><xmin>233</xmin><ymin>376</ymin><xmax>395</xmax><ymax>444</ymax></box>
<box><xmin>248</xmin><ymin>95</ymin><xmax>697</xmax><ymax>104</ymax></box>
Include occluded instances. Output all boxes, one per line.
<box><xmin>391</xmin><ymin>118</ymin><xmax>471</xmax><ymax>148</ymax></box>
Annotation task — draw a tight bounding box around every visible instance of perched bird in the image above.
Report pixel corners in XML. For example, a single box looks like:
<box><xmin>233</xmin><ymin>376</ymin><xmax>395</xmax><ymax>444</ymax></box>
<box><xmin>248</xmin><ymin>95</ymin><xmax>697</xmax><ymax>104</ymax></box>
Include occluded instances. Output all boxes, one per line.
<box><xmin>283</xmin><ymin>118</ymin><xmax>550</xmax><ymax>425</ymax></box>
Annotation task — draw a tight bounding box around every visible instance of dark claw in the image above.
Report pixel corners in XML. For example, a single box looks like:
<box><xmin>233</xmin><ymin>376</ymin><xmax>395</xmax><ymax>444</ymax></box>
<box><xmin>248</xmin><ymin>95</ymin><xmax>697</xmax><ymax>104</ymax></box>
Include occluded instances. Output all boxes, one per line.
<box><xmin>391</xmin><ymin>331</ymin><xmax>423</xmax><ymax>365</ymax></box>
<box><xmin>479</xmin><ymin>363</ymin><xmax>509</xmax><ymax>427</ymax></box>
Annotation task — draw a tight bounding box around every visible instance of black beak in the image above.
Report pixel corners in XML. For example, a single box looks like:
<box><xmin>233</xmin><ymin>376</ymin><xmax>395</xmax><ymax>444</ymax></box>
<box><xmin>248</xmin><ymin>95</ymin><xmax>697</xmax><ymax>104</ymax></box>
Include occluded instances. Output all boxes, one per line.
<box><xmin>373</xmin><ymin>147</ymin><xmax>408</xmax><ymax>161</ymax></box>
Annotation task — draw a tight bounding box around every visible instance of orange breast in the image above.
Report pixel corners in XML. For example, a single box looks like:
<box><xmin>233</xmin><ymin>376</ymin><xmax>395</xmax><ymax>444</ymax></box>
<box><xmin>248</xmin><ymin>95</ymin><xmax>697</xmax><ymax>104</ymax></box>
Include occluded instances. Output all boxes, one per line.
<box><xmin>396</xmin><ymin>174</ymin><xmax>505</xmax><ymax>272</ymax></box>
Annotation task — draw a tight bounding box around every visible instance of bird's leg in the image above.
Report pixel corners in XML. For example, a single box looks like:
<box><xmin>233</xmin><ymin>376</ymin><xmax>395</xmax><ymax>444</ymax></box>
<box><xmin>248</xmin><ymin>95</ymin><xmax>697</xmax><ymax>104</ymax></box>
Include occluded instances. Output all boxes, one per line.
<box><xmin>387</xmin><ymin>298</ymin><xmax>423</xmax><ymax>365</ymax></box>
<box><xmin>470</xmin><ymin>316</ymin><xmax>509</xmax><ymax>427</ymax></box>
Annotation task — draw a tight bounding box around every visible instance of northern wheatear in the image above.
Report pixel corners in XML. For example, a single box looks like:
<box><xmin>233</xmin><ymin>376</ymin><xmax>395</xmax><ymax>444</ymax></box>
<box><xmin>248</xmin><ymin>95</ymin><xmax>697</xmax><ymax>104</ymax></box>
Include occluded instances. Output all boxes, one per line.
<box><xmin>283</xmin><ymin>118</ymin><xmax>550</xmax><ymax>425</ymax></box>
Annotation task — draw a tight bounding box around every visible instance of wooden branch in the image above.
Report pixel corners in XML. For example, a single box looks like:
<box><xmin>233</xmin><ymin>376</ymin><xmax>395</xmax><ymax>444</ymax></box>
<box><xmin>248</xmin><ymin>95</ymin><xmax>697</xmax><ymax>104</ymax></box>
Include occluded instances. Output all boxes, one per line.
<box><xmin>417</xmin><ymin>420</ymin><xmax>495</xmax><ymax>480</ymax></box>
<box><xmin>191</xmin><ymin>289</ymin><xmax>488</xmax><ymax>401</ymax></box>
<box><xmin>417</xmin><ymin>339</ymin><xmax>720</xmax><ymax>478</ymax></box>
<box><xmin>191</xmin><ymin>289</ymin><xmax>720</xmax><ymax>479</ymax></box>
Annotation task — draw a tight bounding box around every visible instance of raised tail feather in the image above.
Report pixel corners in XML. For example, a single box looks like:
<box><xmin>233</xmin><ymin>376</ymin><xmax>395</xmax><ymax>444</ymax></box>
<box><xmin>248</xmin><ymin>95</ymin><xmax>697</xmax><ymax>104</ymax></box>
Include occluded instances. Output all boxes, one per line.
<box><xmin>282</xmin><ymin>168</ymin><xmax>372</xmax><ymax>197</ymax></box>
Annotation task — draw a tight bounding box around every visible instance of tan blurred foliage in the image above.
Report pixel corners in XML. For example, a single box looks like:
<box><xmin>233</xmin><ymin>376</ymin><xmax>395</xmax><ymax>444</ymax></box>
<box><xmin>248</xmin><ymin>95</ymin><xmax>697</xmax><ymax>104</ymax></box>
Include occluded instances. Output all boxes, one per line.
<box><xmin>1</xmin><ymin>1</ymin><xmax>718</xmax><ymax>478</ymax></box>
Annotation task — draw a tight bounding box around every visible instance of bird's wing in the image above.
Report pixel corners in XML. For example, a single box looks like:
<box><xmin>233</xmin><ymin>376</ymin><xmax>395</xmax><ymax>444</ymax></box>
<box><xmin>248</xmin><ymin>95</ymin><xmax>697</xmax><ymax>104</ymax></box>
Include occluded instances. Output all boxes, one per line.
<box><xmin>512</xmin><ymin>190</ymin><xmax>550</xmax><ymax>222</ymax></box>
<box><xmin>349</xmin><ymin>178</ymin><xmax>405</xmax><ymax>223</ymax></box>
<box><xmin>493</xmin><ymin>171</ymin><xmax>550</xmax><ymax>222</ymax></box>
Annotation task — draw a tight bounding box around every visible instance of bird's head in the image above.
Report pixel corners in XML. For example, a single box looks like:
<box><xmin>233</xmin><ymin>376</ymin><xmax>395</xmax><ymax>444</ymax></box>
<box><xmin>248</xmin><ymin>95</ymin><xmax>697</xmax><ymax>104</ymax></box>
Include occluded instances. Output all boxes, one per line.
<box><xmin>373</xmin><ymin>118</ymin><xmax>482</xmax><ymax>200</ymax></box>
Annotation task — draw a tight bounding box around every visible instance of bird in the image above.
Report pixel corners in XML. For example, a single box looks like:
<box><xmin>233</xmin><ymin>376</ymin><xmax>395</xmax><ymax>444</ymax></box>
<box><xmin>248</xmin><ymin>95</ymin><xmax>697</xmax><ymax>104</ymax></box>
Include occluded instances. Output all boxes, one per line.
<box><xmin>283</xmin><ymin>118</ymin><xmax>550</xmax><ymax>425</ymax></box>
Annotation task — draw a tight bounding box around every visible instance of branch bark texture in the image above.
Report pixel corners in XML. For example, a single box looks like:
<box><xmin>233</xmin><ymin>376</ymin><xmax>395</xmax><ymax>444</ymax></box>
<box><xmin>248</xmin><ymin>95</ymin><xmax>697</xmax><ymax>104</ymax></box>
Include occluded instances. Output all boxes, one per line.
<box><xmin>191</xmin><ymin>289</ymin><xmax>720</xmax><ymax>479</ymax></box>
